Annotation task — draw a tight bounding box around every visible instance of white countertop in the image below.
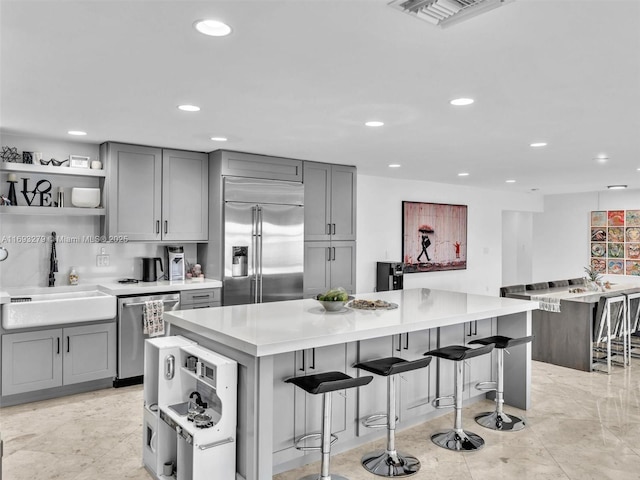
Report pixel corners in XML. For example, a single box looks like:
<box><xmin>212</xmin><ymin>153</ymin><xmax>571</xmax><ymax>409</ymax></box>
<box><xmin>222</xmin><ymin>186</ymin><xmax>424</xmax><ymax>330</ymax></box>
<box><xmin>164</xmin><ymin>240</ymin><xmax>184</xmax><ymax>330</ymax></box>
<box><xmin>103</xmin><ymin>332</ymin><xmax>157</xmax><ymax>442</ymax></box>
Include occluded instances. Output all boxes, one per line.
<box><xmin>165</xmin><ymin>288</ymin><xmax>538</xmax><ymax>357</ymax></box>
<box><xmin>0</xmin><ymin>278</ymin><xmax>222</xmax><ymax>304</ymax></box>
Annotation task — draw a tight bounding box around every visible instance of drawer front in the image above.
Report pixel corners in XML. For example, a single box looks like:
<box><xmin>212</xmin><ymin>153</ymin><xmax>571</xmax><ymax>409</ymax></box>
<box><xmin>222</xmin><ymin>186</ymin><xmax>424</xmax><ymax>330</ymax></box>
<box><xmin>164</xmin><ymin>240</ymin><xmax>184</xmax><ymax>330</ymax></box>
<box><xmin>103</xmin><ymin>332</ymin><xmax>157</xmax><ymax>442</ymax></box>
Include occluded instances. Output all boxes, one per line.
<box><xmin>180</xmin><ymin>289</ymin><xmax>221</xmax><ymax>305</ymax></box>
<box><xmin>180</xmin><ymin>302</ymin><xmax>221</xmax><ymax>310</ymax></box>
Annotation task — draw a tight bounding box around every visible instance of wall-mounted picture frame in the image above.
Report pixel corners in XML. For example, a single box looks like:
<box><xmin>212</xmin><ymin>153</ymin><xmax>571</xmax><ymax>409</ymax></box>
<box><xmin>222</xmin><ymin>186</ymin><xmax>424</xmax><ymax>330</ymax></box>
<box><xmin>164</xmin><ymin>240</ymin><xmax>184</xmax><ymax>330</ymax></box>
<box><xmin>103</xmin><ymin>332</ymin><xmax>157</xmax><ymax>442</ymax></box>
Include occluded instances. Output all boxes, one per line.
<box><xmin>402</xmin><ymin>201</ymin><xmax>468</xmax><ymax>273</ymax></box>
<box><xmin>69</xmin><ymin>155</ymin><xmax>90</xmax><ymax>168</ymax></box>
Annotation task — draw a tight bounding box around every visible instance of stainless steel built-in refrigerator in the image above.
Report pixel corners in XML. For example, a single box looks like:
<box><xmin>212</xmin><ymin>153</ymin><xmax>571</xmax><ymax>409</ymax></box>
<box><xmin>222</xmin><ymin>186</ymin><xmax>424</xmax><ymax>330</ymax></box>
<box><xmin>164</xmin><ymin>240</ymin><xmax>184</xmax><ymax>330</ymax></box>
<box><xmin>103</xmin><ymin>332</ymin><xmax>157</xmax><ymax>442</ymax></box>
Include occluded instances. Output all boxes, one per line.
<box><xmin>223</xmin><ymin>176</ymin><xmax>304</xmax><ymax>305</ymax></box>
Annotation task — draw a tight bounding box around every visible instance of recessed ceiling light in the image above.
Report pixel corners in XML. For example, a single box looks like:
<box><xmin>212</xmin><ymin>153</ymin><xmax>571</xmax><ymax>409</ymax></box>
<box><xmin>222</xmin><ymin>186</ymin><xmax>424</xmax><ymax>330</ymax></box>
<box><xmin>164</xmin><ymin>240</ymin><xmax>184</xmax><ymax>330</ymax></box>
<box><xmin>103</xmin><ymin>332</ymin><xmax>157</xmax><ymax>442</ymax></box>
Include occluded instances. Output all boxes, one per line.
<box><xmin>608</xmin><ymin>185</ymin><xmax>627</xmax><ymax>190</ymax></box>
<box><xmin>194</xmin><ymin>19</ymin><xmax>232</xmax><ymax>37</ymax></box>
<box><xmin>530</xmin><ymin>142</ymin><xmax>547</xmax><ymax>148</ymax></box>
<box><xmin>178</xmin><ymin>104</ymin><xmax>200</xmax><ymax>112</ymax></box>
<box><xmin>595</xmin><ymin>155</ymin><xmax>609</xmax><ymax>163</ymax></box>
<box><xmin>211</xmin><ymin>137</ymin><xmax>228</xmax><ymax>142</ymax></box>
<box><xmin>365</xmin><ymin>121</ymin><xmax>384</xmax><ymax>127</ymax></box>
<box><xmin>67</xmin><ymin>130</ymin><xmax>87</xmax><ymax>136</ymax></box>
<box><xmin>458</xmin><ymin>172</ymin><xmax>469</xmax><ymax>177</ymax></box>
<box><xmin>450</xmin><ymin>98</ymin><xmax>474</xmax><ymax>106</ymax></box>
<box><xmin>388</xmin><ymin>164</ymin><xmax>401</xmax><ymax>168</ymax></box>
<box><xmin>505</xmin><ymin>179</ymin><xmax>516</xmax><ymax>183</ymax></box>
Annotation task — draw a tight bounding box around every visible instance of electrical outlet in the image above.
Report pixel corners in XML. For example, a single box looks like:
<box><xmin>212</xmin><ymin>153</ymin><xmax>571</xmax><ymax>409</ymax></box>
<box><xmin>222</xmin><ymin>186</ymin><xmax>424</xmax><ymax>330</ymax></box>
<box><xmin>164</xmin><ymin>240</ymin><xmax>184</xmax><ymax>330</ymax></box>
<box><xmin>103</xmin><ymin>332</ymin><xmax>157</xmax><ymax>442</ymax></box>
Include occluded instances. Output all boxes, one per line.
<box><xmin>96</xmin><ymin>254</ymin><xmax>110</xmax><ymax>267</ymax></box>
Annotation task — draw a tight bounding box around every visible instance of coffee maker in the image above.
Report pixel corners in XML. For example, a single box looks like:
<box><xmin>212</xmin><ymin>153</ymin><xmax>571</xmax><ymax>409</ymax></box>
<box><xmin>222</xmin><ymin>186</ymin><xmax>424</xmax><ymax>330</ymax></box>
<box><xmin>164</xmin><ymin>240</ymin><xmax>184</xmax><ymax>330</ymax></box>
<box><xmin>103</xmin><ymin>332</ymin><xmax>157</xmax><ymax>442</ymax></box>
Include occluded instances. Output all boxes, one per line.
<box><xmin>166</xmin><ymin>245</ymin><xmax>185</xmax><ymax>281</ymax></box>
<box><xmin>376</xmin><ymin>262</ymin><xmax>404</xmax><ymax>291</ymax></box>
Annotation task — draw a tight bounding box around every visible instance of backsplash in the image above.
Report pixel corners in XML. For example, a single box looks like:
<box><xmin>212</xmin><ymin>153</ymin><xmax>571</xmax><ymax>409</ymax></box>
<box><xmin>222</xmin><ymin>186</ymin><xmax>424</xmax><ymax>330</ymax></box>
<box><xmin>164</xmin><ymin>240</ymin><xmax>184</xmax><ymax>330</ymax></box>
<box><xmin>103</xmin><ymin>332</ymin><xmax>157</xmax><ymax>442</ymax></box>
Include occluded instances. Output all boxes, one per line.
<box><xmin>0</xmin><ymin>214</ymin><xmax>198</xmax><ymax>289</ymax></box>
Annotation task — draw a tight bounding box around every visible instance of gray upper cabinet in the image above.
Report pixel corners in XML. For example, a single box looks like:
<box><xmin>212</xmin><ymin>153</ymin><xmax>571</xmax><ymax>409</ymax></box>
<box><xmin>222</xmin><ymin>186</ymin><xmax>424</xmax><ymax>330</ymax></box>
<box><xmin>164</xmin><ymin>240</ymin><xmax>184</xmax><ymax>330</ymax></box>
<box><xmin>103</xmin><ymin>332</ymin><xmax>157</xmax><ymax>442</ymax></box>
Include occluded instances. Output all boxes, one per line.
<box><xmin>214</xmin><ymin>150</ymin><xmax>302</xmax><ymax>182</ymax></box>
<box><xmin>304</xmin><ymin>162</ymin><xmax>356</xmax><ymax>241</ymax></box>
<box><xmin>102</xmin><ymin>143</ymin><xmax>162</xmax><ymax>241</ymax></box>
<box><xmin>162</xmin><ymin>149</ymin><xmax>209</xmax><ymax>242</ymax></box>
<box><xmin>102</xmin><ymin>143</ymin><xmax>208</xmax><ymax>242</ymax></box>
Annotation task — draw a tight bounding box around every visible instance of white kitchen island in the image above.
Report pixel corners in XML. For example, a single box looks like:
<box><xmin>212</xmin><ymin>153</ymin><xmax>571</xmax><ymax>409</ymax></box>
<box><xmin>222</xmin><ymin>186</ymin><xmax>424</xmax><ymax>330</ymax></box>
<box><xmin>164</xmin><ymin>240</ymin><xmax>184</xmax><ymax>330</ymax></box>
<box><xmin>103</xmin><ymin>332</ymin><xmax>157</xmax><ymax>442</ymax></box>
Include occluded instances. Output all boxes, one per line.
<box><xmin>164</xmin><ymin>288</ymin><xmax>537</xmax><ymax>480</ymax></box>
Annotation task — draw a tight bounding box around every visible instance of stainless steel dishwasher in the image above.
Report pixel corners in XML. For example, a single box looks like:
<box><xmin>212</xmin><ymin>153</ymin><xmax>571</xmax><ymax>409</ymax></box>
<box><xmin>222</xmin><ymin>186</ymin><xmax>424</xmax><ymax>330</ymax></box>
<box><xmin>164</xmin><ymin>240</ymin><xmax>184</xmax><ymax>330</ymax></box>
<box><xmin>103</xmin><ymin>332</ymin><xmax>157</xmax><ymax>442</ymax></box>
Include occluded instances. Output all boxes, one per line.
<box><xmin>115</xmin><ymin>292</ymin><xmax>180</xmax><ymax>387</ymax></box>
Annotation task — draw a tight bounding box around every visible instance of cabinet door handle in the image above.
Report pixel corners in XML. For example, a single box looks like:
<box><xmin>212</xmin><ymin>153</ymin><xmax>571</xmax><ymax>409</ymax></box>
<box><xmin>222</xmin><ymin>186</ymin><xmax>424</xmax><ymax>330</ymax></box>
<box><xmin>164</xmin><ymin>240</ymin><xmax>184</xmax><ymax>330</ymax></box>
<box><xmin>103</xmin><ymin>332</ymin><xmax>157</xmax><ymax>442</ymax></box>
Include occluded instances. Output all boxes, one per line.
<box><xmin>396</xmin><ymin>334</ymin><xmax>402</xmax><ymax>352</ymax></box>
<box><xmin>57</xmin><ymin>337</ymin><xmax>60</xmax><ymax>354</ymax></box>
<box><xmin>332</xmin><ymin>223</ymin><xmax>336</xmax><ymax>235</ymax></box>
<box><xmin>67</xmin><ymin>336</ymin><xmax>70</xmax><ymax>353</ymax></box>
<box><xmin>156</xmin><ymin>220</ymin><xmax>160</xmax><ymax>234</ymax></box>
<box><xmin>299</xmin><ymin>350</ymin><xmax>305</xmax><ymax>372</ymax></box>
<box><xmin>326</xmin><ymin>247</ymin><xmax>331</xmax><ymax>262</ymax></box>
<box><xmin>473</xmin><ymin>321</ymin><xmax>478</xmax><ymax>336</ymax></box>
<box><xmin>164</xmin><ymin>220</ymin><xmax>168</xmax><ymax>234</ymax></box>
<box><xmin>332</xmin><ymin>247</ymin><xmax>336</xmax><ymax>261</ymax></box>
<box><xmin>466</xmin><ymin>322</ymin><xmax>472</xmax><ymax>337</ymax></box>
<box><xmin>310</xmin><ymin>348</ymin><xmax>316</xmax><ymax>370</ymax></box>
<box><xmin>404</xmin><ymin>332</ymin><xmax>409</xmax><ymax>350</ymax></box>
<box><xmin>327</xmin><ymin>223</ymin><xmax>332</xmax><ymax>235</ymax></box>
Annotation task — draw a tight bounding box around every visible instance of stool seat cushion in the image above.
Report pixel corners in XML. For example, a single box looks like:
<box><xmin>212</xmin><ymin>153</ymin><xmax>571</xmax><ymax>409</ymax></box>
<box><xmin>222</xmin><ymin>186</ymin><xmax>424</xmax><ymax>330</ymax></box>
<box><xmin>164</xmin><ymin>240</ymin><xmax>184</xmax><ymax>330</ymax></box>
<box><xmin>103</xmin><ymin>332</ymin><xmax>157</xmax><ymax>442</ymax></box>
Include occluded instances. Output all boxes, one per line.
<box><xmin>285</xmin><ymin>371</ymin><xmax>373</xmax><ymax>394</ymax></box>
<box><xmin>354</xmin><ymin>356</ymin><xmax>432</xmax><ymax>376</ymax></box>
<box><xmin>469</xmin><ymin>335</ymin><xmax>534</xmax><ymax>349</ymax></box>
<box><xmin>424</xmin><ymin>343</ymin><xmax>494</xmax><ymax>361</ymax></box>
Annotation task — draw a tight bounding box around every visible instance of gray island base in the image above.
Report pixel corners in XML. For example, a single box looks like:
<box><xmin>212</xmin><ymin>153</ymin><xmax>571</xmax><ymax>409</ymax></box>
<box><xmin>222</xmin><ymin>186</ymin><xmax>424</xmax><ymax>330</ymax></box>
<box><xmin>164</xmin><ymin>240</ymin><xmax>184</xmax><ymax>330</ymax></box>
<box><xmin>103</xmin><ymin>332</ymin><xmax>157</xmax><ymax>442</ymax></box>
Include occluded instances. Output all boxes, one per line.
<box><xmin>164</xmin><ymin>288</ymin><xmax>536</xmax><ymax>480</ymax></box>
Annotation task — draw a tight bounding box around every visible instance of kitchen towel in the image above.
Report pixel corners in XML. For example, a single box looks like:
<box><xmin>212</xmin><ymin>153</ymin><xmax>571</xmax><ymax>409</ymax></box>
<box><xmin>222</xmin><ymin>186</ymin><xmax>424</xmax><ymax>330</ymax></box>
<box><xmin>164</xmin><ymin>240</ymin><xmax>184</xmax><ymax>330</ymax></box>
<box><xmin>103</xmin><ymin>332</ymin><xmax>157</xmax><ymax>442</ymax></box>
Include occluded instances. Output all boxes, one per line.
<box><xmin>531</xmin><ymin>295</ymin><xmax>562</xmax><ymax>312</ymax></box>
<box><xmin>143</xmin><ymin>300</ymin><xmax>165</xmax><ymax>337</ymax></box>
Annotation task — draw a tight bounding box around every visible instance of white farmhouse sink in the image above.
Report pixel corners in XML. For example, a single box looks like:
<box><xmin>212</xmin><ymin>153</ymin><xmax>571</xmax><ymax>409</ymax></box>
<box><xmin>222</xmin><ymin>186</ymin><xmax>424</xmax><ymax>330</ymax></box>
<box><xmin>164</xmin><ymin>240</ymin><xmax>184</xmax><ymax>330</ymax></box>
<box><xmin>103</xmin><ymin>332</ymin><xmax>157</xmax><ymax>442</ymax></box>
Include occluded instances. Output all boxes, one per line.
<box><xmin>1</xmin><ymin>290</ymin><xmax>116</xmax><ymax>330</ymax></box>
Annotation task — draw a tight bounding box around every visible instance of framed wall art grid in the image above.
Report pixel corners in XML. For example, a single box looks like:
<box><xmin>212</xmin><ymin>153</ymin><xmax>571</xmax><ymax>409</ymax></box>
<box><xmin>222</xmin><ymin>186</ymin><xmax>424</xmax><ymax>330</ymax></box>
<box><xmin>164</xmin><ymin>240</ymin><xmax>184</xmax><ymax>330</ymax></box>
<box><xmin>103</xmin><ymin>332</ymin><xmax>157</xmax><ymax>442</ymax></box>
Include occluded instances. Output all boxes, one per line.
<box><xmin>590</xmin><ymin>210</ymin><xmax>640</xmax><ymax>276</ymax></box>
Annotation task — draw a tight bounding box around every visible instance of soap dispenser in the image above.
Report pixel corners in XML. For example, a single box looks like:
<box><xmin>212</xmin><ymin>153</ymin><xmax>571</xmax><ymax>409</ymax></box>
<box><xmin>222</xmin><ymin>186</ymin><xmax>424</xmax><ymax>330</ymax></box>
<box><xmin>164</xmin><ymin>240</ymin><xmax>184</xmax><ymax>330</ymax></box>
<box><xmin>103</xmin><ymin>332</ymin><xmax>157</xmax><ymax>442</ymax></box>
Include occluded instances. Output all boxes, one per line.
<box><xmin>69</xmin><ymin>267</ymin><xmax>79</xmax><ymax>285</ymax></box>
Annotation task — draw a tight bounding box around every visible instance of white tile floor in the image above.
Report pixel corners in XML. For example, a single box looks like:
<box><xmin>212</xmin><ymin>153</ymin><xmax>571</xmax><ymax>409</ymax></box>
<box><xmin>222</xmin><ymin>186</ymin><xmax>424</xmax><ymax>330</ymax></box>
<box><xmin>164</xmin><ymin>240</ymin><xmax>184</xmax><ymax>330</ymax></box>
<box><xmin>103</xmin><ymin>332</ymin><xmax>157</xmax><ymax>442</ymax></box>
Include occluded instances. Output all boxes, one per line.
<box><xmin>2</xmin><ymin>360</ymin><xmax>640</xmax><ymax>479</ymax></box>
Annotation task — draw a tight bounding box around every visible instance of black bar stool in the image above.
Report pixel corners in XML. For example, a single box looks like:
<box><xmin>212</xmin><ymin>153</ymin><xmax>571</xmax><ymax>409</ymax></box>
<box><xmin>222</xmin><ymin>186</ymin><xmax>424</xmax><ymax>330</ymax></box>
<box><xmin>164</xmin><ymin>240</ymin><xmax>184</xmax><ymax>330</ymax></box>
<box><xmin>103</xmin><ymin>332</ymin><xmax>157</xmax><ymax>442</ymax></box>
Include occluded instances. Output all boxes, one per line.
<box><xmin>286</xmin><ymin>371</ymin><xmax>373</xmax><ymax>480</ymax></box>
<box><xmin>424</xmin><ymin>343</ymin><xmax>494</xmax><ymax>452</ymax></box>
<box><xmin>353</xmin><ymin>356</ymin><xmax>433</xmax><ymax>477</ymax></box>
<box><xmin>468</xmin><ymin>335</ymin><xmax>534</xmax><ymax>431</ymax></box>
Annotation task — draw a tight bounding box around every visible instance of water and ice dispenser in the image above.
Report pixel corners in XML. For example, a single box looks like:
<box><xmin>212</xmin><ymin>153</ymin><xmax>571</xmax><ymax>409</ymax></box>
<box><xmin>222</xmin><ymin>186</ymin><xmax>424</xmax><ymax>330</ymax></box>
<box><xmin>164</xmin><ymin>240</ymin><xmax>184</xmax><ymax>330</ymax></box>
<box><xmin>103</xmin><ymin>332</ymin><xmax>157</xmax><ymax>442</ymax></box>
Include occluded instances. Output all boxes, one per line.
<box><xmin>231</xmin><ymin>246</ymin><xmax>248</xmax><ymax>277</ymax></box>
<box><xmin>143</xmin><ymin>337</ymin><xmax>238</xmax><ymax>480</ymax></box>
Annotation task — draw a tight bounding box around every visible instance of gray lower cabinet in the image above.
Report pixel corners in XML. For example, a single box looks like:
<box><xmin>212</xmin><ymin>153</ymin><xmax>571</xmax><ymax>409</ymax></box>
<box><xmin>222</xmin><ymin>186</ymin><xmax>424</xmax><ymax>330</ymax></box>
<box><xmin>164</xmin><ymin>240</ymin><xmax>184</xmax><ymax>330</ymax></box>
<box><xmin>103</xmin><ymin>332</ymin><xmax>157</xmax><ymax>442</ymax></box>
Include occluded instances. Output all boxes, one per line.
<box><xmin>303</xmin><ymin>162</ymin><xmax>356</xmax><ymax>241</ymax></box>
<box><xmin>101</xmin><ymin>143</ymin><xmax>208</xmax><ymax>241</ymax></box>
<box><xmin>437</xmin><ymin>319</ymin><xmax>495</xmax><ymax>402</ymax></box>
<box><xmin>272</xmin><ymin>344</ymin><xmax>350</xmax><ymax>465</ymax></box>
<box><xmin>303</xmin><ymin>241</ymin><xmax>356</xmax><ymax>297</ymax></box>
<box><xmin>179</xmin><ymin>288</ymin><xmax>221</xmax><ymax>310</ymax></box>
<box><xmin>1</xmin><ymin>322</ymin><xmax>116</xmax><ymax>396</ymax></box>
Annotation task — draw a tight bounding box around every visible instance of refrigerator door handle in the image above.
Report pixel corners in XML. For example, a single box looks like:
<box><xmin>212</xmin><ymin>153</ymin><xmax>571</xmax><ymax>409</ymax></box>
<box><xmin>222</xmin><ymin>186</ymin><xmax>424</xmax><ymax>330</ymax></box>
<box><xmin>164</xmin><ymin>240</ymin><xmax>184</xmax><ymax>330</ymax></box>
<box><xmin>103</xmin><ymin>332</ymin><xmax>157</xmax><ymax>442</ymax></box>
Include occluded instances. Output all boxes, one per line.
<box><xmin>252</xmin><ymin>205</ymin><xmax>258</xmax><ymax>303</ymax></box>
<box><xmin>258</xmin><ymin>206</ymin><xmax>263</xmax><ymax>303</ymax></box>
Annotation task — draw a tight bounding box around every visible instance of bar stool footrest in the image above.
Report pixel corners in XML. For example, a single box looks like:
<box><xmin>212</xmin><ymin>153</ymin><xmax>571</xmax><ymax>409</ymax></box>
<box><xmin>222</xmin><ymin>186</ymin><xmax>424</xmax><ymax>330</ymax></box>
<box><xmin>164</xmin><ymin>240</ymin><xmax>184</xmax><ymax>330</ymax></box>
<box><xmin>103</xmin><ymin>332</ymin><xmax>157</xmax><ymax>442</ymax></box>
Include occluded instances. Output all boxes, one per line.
<box><xmin>293</xmin><ymin>432</ymin><xmax>338</xmax><ymax>451</ymax></box>
<box><xmin>361</xmin><ymin>449</ymin><xmax>421</xmax><ymax>477</ymax></box>
<box><xmin>361</xmin><ymin>413</ymin><xmax>398</xmax><ymax>429</ymax></box>
<box><xmin>475</xmin><ymin>380</ymin><xmax>497</xmax><ymax>392</ymax></box>
<box><xmin>432</xmin><ymin>395</ymin><xmax>455</xmax><ymax>409</ymax></box>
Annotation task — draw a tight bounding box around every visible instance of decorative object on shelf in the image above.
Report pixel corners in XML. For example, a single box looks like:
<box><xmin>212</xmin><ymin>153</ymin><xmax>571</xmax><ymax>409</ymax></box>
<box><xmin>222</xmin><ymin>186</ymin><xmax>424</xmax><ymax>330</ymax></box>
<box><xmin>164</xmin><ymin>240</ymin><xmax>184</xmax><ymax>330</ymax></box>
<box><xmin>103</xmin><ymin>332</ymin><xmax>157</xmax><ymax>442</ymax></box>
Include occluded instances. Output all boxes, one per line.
<box><xmin>21</xmin><ymin>178</ymin><xmax>52</xmax><ymax>206</ymax></box>
<box><xmin>40</xmin><ymin>157</ymin><xmax>68</xmax><ymax>167</ymax></box>
<box><xmin>6</xmin><ymin>172</ymin><xmax>18</xmax><ymax>206</ymax></box>
<box><xmin>1</xmin><ymin>146</ymin><xmax>20</xmax><ymax>163</ymax></box>
<box><xmin>57</xmin><ymin>187</ymin><xmax>64</xmax><ymax>208</ymax></box>
<box><xmin>71</xmin><ymin>187</ymin><xmax>100</xmax><ymax>208</ymax></box>
<box><xmin>33</xmin><ymin>152</ymin><xmax>43</xmax><ymax>163</ymax></box>
<box><xmin>90</xmin><ymin>160</ymin><xmax>102</xmax><ymax>170</ymax></box>
<box><xmin>22</xmin><ymin>152</ymin><xmax>33</xmax><ymax>164</ymax></box>
<box><xmin>0</xmin><ymin>194</ymin><xmax>11</xmax><ymax>206</ymax></box>
<box><xmin>69</xmin><ymin>155</ymin><xmax>90</xmax><ymax>168</ymax></box>
<box><xmin>402</xmin><ymin>201</ymin><xmax>468</xmax><ymax>273</ymax></box>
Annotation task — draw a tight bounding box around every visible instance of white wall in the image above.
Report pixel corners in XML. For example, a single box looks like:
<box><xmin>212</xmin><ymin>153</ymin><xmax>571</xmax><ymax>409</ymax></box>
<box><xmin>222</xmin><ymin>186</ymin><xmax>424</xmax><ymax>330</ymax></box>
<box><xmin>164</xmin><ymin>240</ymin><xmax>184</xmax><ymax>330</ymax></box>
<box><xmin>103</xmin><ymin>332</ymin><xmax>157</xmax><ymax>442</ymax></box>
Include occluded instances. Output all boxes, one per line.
<box><xmin>502</xmin><ymin>211</ymin><xmax>533</xmax><ymax>285</ymax></box>
<box><xmin>532</xmin><ymin>189</ymin><xmax>640</xmax><ymax>283</ymax></box>
<box><xmin>356</xmin><ymin>175</ymin><xmax>542</xmax><ymax>296</ymax></box>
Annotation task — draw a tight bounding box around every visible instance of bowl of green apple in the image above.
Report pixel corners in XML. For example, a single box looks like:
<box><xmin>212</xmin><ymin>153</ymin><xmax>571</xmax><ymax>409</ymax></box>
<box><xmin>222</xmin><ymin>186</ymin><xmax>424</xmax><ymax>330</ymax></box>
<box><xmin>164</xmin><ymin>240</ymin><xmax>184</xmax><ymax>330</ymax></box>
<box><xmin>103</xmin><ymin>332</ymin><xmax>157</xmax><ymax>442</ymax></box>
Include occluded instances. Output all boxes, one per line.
<box><xmin>316</xmin><ymin>287</ymin><xmax>351</xmax><ymax>312</ymax></box>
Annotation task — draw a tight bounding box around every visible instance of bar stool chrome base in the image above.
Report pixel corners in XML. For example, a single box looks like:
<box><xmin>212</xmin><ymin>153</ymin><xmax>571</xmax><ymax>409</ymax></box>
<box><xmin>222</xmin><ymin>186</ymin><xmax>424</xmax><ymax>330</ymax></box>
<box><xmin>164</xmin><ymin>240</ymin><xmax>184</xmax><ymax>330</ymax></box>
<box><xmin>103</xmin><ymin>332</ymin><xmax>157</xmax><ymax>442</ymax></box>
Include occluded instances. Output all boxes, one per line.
<box><xmin>475</xmin><ymin>410</ymin><xmax>526</xmax><ymax>432</ymax></box>
<box><xmin>299</xmin><ymin>475</ymin><xmax>349</xmax><ymax>480</ymax></box>
<box><xmin>361</xmin><ymin>449</ymin><xmax>420</xmax><ymax>477</ymax></box>
<box><xmin>431</xmin><ymin>428</ymin><xmax>485</xmax><ymax>452</ymax></box>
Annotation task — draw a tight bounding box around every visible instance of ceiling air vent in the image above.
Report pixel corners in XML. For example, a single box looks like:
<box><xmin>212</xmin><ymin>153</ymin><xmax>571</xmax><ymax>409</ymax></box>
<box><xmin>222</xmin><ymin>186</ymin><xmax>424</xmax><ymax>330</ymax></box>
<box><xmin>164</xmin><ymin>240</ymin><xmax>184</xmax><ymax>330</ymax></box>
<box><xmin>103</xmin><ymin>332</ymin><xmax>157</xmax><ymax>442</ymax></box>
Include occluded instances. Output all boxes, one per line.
<box><xmin>388</xmin><ymin>0</ymin><xmax>514</xmax><ymax>28</ymax></box>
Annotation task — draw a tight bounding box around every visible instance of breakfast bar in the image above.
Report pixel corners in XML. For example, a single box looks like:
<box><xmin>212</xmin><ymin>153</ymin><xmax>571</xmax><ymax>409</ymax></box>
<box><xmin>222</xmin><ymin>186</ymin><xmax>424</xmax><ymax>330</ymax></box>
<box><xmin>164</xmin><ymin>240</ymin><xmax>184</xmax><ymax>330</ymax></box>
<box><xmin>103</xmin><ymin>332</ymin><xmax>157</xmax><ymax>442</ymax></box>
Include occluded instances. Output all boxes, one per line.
<box><xmin>164</xmin><ymin>288</ymin><xmax>537</xmax><ymax>480</ymax></box>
